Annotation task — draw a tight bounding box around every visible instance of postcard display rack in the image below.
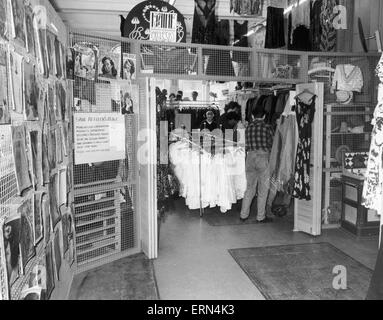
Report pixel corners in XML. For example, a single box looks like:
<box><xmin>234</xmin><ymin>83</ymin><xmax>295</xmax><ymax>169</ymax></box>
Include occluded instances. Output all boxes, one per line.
<box><xmin>0</xmin><ymin>0</ymin><xmax>73</xmax><ymax>300</ymax></box>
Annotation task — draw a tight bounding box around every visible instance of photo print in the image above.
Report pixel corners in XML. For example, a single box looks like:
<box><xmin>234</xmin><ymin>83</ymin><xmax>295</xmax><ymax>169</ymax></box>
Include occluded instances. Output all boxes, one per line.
<box><xmin>9</xmin><ymin>51</ymin><xmax>24</xmax><ymax>114</ymax></box>
<box><xmin>25</xmin><ymin>6</ymin><xmax>36</xmax><ymax>57</ymax></box>
<box><xmin>41</xmin><ymin>125</ymin><xmax>50</xmax><ymax>184</ymax></box>
<box><xmin>122</xmin><ymin>53</ymin><xmax>136</xmax><ymax>80</ymax></box>
<box><xmin>45</xmin><ymin>242</ymin><xmax>55</xmax><ymax>299</ymax></box>
<box><xmin>98</xmin><ymin>43</ymin><xmax>121</xmax><ymax>80</ymax></box>
<box><xmin>11</xmin><ymin>125</ymin><xmax>32</xmax><ymax>195</ymax></box>
<box><xmin>48</xmin><ymin>127</ymin><xmax>56</xmax><ymax>171</ymax></box>
<box><xmin>53</xmin><ymin>226</ymin><xmax>61</xmax><ymax>281</ymax></box>
<box><xmin>41</xmin><ymin>193</ymin><xmax>50</xmax><ymax>245</ymax></box>
<box><xmin>46</xmin><ymin>30</ymin><xmax>56</xmax><ymax>77</ymax></box>
<box><xmin>24</xmin><ymin>61</ymin><xmax>39</xmax><ymax>121</ymax></box>
<box><xmin>73</xmin><ymin>42</ymin><xmax>97</xmax><ymax>81</ymax></box>
<box><xmin>33</xmin><ymin>192</ymin><xmax>44</xmax><ymax>246</ymax></box>
<box><xmin>29</xmin><ymin>130</ymin><xmax>43</xmax><ymax>189</ymax></box>
<box><xmin>1</xmin><ymin>212</ymin><xmax>21</xmax><ymax>289</ymax></box>
<box><xmin>54</xmin><ymin>37</ymin><xmax>62</xmax><ymax>78</ymax></box>
<box><xmin>120</xmin><ymin>83</ymin><xmax>139</xmax><ymax>114</ymax></box>
<box><xmin>10</xmin><ymin>0</ymin><xmax>26</xmax><ymax>47</ymax></box>
<box><xmin>66</xmin><ymin>47</ymin><xmax>74</xmax><ymax>80</ymax></box>
<box><xmin>47</xmin><ymin>84</ymin><xmax>56</xmax><ymax>126</ymax></box>
<box><xmin>19</xmin><ymin>197</ymin><xmax>36</xmax><ymax>273</ymax></box>
<box><xmin>49</xmin><ymin>173</ymin><xmax>61</xmax><ymax>229</ymax></box>
<box><xmin>0</xmin><ymin>44</ymin><xmax>10</xmax><ymax>124</ymax></box>
<box><xmin>0</xmin><ymin>0</ymin><xmax>8</xmax><ymax>39</ymax></box>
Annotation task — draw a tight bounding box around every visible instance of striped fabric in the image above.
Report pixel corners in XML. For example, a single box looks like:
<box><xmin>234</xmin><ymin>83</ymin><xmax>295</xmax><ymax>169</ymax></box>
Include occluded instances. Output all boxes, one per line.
<box><xmin>319</xmin><ymin>0</ymin><xmax>337</xmax><ymax>52</ymax></box>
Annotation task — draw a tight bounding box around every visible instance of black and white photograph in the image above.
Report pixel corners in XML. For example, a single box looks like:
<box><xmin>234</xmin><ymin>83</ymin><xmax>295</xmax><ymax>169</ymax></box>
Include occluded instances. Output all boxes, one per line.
<box><xmin>9</xmin><ymin>51</ymin><xmax>23</xmax><ymax>114</ymax></box>
<box><xmin>53</xmin><ymin>226</ymin><xmax>62</xmax><ymax>281</ymax></box>
<box><xmin>98</xmin><ymin>44</ymin><xmax>120</xmax><ymax>80</ymax></box>
<box><xmin>28</xmin><ymin>130</ymin><xmax>43</xmax><ymax>188</ymax></box>
<box><xmin>19</xmin><ymin>197</ymin><xmax>36</xmax><ymax>273</ymax></box>
<box><xmin>0</xmin><ymin>0</ymin><xmax>8</xmax><ymax>39</ymax></box>
<box><xmin>11</xmin><ymin>125</ymin><xmax>32</xmax><ymax>195</ymax></box>
<box><xmin>25</xmin><ymin>6</ymin><xmax>36</xmax><ymax>57</ymax></box>
<box><xmin>45</xmin><ymin>242</ymin><xmax>55</xmax><ymax>299</ymax></box>
<box><xmin>23</xmin><ymin>61</ymin><xmax>39</xmax><ymax>121</ymax></box>
<box><xmin>120</xmin><ymin>83</ymin><xmax>139</xmax><ymax>114</ymax></box>
<box><xmin>0</xmin><ymin>44</ymin><xmax>10</xmax><ymax>124</ymax></box>
<box><xmin>10</xmin><ymin>0</ymin><xmax>26</xmax><ymax>47</ymax></box>
<box><xmin>33</xmin><ymin>192</ymin><xmax>43</xmax><ymax>246</ymax></box>
<box><xmin>122</xmin><ymin>53</ymin><xmax>136</xmax><ymax>80</ymax></box>
<box><xmin>1</xmin><ymin>212</ymin><xmax>21</xmax><ymax>288</ymax></box>
<box><xmin>49</xmin><ymin>173</ymin><xmax>60</xmax><ymax>229</ymax></box>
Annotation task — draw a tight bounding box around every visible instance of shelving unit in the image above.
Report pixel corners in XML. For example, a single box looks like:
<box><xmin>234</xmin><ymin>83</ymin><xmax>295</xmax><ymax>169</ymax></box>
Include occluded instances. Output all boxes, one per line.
<box><xmin>322</xmin><ymin>103</ymin><xmax>374</xmax><ymax>227</ymax></box>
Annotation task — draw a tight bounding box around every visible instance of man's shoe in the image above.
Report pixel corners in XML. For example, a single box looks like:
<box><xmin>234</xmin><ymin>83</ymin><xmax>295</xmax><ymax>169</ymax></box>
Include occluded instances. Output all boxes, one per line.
<box><xmin>256</xmin><ymin>217</ymin><xmax>273</xmax><ymax>224</ymax></box>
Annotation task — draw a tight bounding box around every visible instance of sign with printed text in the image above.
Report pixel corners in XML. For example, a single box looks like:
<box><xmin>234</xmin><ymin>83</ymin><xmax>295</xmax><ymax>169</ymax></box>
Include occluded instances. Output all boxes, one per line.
<box><xmin>149</xmin><ymin>11</ymin><xmax>177</xmax><ymax>42</ymax></box>
<box><xmin>74</xmin><ymin>113</ymin><xmax>125</xmax><ymax>164</ymax></box>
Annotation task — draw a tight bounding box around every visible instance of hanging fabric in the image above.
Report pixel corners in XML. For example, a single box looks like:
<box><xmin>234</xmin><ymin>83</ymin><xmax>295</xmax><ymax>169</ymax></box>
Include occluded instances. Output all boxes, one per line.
<box><xmin>291</xmin><ymin>0</ymin><xmax>311</xmax><ymax>32</ymax></box>
<box><xmin>191</xmin><ymin>0</ymin><xmax>217</xmax><ymax>46</ymax></box>
<box><xmin>310</xmin><ymin>0</ymin><xmax>323</xmax><ymax>51</ymax></box>
<box><xmin>319</xmin><ymin>0</ymin><xmax>337</xmax><ymax>52</ymax></box>
<box><xmin>230</xmin><ymin>0</ymin><xmax>264</xmax><ymax>16</ymax></box>
<box><xmin>265</xmin><ymin>6</ymin><xmax>285</xmax><ymax>49</ymax></box>
<box><xmin>362</xmin><ymin>54</ymin><xmax>383</xmax><ymax>214</ymax></box>
<box><xmin>292</xmin><ymin>95</ymin><xmax>317</xmax><ymax>200</ymax></box>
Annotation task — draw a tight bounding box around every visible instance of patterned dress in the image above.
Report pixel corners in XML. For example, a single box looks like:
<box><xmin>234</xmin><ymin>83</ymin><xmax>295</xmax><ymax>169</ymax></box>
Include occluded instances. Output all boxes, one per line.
<box><xmin>293</xmin><ymin>96</ymin><xmax>316</xmax><ymax>200</ymax></box>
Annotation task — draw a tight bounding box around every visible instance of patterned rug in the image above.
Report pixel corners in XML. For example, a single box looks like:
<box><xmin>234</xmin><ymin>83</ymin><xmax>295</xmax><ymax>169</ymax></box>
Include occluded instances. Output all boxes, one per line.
<box><xmin>229</xmin><ymin>242</ymin><xmax>373</xmax><ymax>300</ymax></box>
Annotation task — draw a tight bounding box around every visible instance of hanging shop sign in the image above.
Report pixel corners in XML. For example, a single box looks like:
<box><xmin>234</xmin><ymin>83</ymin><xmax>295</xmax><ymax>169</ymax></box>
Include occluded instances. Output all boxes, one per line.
<box><xmin>73</xmin><ymin>113</ymin><xmax>125</xmax><ymax>164</ymax></box>
<box><xmin>121</xmin><ymin>0</ymin><xmax>186</xmax><ymax>43</ymax></box>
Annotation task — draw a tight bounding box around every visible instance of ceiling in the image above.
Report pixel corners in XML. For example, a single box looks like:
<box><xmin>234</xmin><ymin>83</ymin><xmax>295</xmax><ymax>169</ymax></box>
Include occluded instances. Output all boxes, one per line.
<box><xmin>49</xmin><ymin>0</ymin><xmax>235</xmax><ymax>37</ymax></box>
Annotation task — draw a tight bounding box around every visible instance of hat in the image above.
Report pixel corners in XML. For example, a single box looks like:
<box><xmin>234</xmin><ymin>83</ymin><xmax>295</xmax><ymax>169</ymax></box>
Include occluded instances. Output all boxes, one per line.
<box><xmin>336</xmin><ymin>90</ymin><xmax>353</xmax><ymax>104</ymax></box>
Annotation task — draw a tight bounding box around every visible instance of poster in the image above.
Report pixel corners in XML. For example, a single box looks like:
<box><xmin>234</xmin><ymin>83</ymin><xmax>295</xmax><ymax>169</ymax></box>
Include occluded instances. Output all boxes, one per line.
<box><xmin>120</xmin><ymin>83</ymin><xmax>139</xmax><ymax>114</ymax></box>
<box><xmin>74</xmin><ymin>113</ymin><xmax>126</xmax><ymax>164</ymax></box>
<box><xmin>24</xmin><ymin>60</ymin><xmax>39</xmax><ymax>121</ymax></box>
<box><xmin>10</xmin><ymin>0</ymin><xmax>26</xmax><ymax>47</ymax></box>
<box><xmin>11</xmin><ymin>125</ymin><xmax>32</xmax><ymax>195</ymax></box>
<box><xmin>19</xmin><ymin>197</ymin><xmax>36</xmax><ymax>273</ymax></box>
<box><xmin>122</xmin><ymin>53</ymin><xmax>136</xmax><ymax>80</ymax></box>
<box><xmin>0</xmin><ymin>44</ymin><xmax>10</xmax><ymax>124</ymax></box>
<box><xmin>33</xmin><ymin>192</ymin><xmax>43</xmax><ymax>245</ymax></box>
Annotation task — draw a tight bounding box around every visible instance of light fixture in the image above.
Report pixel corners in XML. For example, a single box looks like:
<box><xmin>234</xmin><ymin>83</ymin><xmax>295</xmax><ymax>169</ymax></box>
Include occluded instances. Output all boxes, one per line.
<box><xmin>284</xmin><ymin>0</ymin><xmax>309</xmax><ymax>15</ymax></box>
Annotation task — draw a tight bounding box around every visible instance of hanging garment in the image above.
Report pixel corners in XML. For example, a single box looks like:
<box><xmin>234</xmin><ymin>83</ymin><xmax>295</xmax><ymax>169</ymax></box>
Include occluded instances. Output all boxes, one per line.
<box><xmin>265</xmin><ymin>7</ymin><xmax>285</xmax><ymax>49</ymax></box>
<box><xmin>362</xmin><ymin>82</ymin><xmax>383</xmax><ymax>213</ymax></box>
<box><xmin>320</xmin><ymin>0</ymin><xmax>337</xmax><ymax>52</ymax></box>
<box><xmin>293</xmin><ymin>95</ymin><xmax>316</xmax><ymax>200</ymax></box>
<box><xmin>290</xmin><ymin>25</ymin><xmax>311</xmax><ymax>51</ymax></box>
<box><xmin>233</xmin><ymin>20</ymin><xmax>249</xmax><ymax>64</ymax></box>
<box><xmin>230</xmin><ymin>0</ymin><xmax>264</xmax><ymax>15</ymax></box>
<box><xmin>205</xmin><ymin>19</ymin><xmax>235</xmax><ymax>77</ymax></box>
<box><xmin>192</xmin><ymin>0</ymin><xmax>217</xmax><ymax>46</ymax></box>
<box><xmin>311</xmin><ymin>0</ymin><xmax>323</xmax><ymax>51</ymax></box>
<box><xmin>248</xmin><ymin>23</ymin><xmax>272</xmax><ymax>78</ymax></box>
<box><xmin>291</xmin><ymin>0</ymin><xmax>311</xmax><ymax>32</ymax></box>
<box><xmin>366</xmin><ymin>226</ymin><xmax>383</xmax><ymax>300</ymax></box>
<box><xmin>332</xmin><ymin>64</ymin><xmax>364</xmax><ymax>93</ymax></box>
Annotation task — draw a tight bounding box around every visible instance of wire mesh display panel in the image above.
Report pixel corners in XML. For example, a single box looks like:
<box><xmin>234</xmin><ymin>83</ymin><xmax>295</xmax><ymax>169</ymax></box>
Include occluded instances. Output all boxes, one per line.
<box><xmin>70</xmin><ymin>31</ymin><xmax>139</xmax><ymax>272</ymax></box>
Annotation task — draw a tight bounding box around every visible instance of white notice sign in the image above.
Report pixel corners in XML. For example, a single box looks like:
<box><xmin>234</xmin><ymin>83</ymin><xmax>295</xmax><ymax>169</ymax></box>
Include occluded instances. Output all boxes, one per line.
<box><xmin>74</xmin><ymin>113</ymin><xmax>125</xmax><ymax>164</ymax></box>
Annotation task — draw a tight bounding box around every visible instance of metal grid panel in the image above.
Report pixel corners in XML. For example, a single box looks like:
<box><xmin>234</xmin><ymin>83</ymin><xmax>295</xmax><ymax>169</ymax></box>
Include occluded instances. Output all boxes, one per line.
<box><xmin>70</xmin><ymin>31</ymin><xmax>139</xmax><ymax>272</ymax></box>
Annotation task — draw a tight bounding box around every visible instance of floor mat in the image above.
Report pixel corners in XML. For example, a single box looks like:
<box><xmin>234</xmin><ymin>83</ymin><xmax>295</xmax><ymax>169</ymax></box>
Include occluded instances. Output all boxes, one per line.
<box><xmin>229</xmin><ymin>242</ymin><xmax>373</xmax><ymax>300</ymax></box>
<box><xmin>69</xmin><ymin>253</ymin><xmax>160</xmax><ymax>300</ymax></box>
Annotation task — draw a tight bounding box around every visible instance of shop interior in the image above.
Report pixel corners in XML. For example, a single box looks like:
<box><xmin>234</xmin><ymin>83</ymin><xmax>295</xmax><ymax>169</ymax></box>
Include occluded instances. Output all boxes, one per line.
<box><xmin>1</xmin><ymin>0</ymin><xmax>383</xmax><ymax>301</ymax></box>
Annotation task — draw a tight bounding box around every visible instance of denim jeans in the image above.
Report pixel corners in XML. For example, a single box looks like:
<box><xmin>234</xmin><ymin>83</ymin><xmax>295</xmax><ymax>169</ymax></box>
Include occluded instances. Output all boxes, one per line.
<box><xmin>240</xmin><ymin>151</ymin><xmax>270</xmax><ymax>221</ymax></box>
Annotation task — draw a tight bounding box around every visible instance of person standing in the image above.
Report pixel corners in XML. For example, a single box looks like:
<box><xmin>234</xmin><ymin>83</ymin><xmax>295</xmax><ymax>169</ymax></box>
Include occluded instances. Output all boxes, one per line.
<box><xmin>240</xmin><ymin>104</ymin><xmax>274</xmax><ymax>223</ymax></box>
<box><xmin>200</xmin><ymin>110</ymin><xmax>218</xmax><ymax>131</ymax></box>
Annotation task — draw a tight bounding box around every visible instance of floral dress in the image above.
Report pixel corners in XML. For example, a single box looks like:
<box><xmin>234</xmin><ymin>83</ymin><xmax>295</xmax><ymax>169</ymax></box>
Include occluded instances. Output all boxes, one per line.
<box><xmin>293</xmin><ymin>96</ymin><xmax>316</xmax><ymax>200</ymax></box>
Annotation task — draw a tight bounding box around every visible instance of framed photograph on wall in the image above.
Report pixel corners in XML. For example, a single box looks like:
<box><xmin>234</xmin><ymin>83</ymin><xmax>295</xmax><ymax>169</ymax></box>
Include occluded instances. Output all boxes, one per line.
<box><xmin>33</xmin><ymin>192</ymin><xmax>44</xmax><ymax>246</ymax></box>
<box><xmin>19</xmin><ymin>197</ymin><xmax>36</xmax><ymax>273</ymax></box>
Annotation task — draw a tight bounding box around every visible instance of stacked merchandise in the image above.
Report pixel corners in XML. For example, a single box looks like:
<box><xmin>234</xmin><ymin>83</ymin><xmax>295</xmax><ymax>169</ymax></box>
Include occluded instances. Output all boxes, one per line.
<box><xmin>0</xmin><ymin>0</ymin><xmax>74</xmax><ymax>300</ymax></box>
<box><xmin>169</xmin><ymin>140</ymin><xmax>246</xmax><ymax>213</ymax></box>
